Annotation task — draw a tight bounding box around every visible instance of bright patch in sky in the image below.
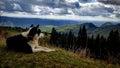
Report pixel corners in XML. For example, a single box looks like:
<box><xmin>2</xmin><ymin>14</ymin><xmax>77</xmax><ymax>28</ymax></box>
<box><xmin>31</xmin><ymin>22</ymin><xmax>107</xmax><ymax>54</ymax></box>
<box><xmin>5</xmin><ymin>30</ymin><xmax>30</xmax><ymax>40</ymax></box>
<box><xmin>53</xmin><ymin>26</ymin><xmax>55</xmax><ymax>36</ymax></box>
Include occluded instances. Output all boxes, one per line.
<box><xmin>1</xmin><ymin>12</ymin><xmax>120</xmax><ymax>22</ymax></box>
<box><xmin>12</xmin><ymin>3</ymin><xmax>22</xmax><ymax>10</ymax></box>
<box><xmin>65</xmin><ymin>0</ymin><xmax>78</xmax><ymax>3</ymax></box>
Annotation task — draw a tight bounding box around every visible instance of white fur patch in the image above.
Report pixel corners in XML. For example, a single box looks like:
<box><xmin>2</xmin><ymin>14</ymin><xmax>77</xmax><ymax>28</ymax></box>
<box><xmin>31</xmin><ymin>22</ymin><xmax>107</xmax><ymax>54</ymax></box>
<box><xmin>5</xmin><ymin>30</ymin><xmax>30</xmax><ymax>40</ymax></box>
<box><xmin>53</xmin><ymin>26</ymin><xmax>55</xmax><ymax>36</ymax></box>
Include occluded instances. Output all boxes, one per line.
<box><xmin>21</xmin><ymin>28</ymin><xmax>32</xmax><ymax>37</ymax></box>
<box><xmin>39</xmin><ymin>33</ymin><xmax>44</xmax><ymax>38</ymax></box>
<box><xmin>31</xmin><ymin>46</ymin><xmax>55</xmax><ymax>53</ymax></box>
<box><xmin>28</xmin><ymin>33</ymin><xmax>55</xmax><ymax>52</ymax></box>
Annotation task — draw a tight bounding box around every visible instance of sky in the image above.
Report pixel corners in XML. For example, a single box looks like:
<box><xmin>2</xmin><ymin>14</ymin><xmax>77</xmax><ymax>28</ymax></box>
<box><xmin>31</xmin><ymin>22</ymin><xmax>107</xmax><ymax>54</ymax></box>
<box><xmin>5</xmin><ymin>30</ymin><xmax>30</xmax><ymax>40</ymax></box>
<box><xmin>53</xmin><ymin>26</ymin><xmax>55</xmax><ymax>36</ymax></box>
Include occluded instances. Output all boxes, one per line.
<box><xmin>0</xmin><ymin>0</ymin><xmax>120</xmax><ymax>22</ymax></box>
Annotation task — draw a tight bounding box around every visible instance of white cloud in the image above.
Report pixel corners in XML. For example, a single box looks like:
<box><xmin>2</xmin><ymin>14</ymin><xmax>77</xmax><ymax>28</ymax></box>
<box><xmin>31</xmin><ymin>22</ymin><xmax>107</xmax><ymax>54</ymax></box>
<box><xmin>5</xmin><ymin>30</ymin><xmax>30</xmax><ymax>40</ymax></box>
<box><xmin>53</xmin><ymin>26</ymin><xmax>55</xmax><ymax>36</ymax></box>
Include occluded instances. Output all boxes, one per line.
<box><xmin>65</xmin><ymin>0</ymin><xmax>78</xmax><ymax>3</ymax></box>
<box><xmin>0</xmin><ymin>0</ymin><xmax>120</xmax><ymax>22</ymax></box>
<box><xmin>0</xmin><ymin>1</ymin><xmax>5</xmax><ymax>9</ymax></box>
<box><xmin>52</xmin><ymin>8</ymin><xmax>64</xmax><ymax>13</ymax></box>
<box><xmin>36</xmin><ymin>0</ymin><xmax>43</xmax><ymax>1</ymax></box>
<box><xmin>31</xmin><ymin>5</ymin><xmax>68</xmax><ymax>15</ymax></box>
<box><xmin>11</xmin><ymin>3</ymin><xmax>22</xmax><ymax>10</ymax></box>
<box><xmin>1</xmin><ymin>12</ymin><xmax>120</xmax><ymax>22</ymax></box>
<box><xmin>0</xmin><ymin>1</ymin><xmax>4</xmax><ymax>4</ymax></box>
<box><xmin>31</xmin><ymin>5</ymin><xmax>41</xmax><ymax>12</ymax></box>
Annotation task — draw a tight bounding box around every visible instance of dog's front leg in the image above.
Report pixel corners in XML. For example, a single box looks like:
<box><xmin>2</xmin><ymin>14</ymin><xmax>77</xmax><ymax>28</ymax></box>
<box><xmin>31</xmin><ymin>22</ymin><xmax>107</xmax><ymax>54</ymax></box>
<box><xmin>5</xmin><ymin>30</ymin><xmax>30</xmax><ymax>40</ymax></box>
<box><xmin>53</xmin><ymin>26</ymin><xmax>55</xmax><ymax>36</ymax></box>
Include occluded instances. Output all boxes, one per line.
<box><xmin>32</xmin><ymin>46</ymin><xmax>55</xmax><ymax>52</ymax></box>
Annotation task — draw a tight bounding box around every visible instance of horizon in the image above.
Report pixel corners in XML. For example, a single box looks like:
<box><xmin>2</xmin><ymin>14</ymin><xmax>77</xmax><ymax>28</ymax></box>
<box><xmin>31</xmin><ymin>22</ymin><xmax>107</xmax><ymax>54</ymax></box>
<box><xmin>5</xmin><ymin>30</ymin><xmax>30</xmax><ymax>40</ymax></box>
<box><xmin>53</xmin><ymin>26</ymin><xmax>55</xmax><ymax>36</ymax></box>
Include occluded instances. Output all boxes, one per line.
<box><xmin>0</xmin><ymin>16</ymin><xmax>120</xmax><ymax>28</ymax></box>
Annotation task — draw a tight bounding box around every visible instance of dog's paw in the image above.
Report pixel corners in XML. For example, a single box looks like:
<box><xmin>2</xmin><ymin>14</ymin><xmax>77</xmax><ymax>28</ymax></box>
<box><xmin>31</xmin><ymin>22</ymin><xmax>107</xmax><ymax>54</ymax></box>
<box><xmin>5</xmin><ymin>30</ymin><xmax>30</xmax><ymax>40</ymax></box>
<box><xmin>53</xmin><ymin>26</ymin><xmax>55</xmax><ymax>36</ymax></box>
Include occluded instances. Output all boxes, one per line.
<box><xmin>51</xmin><ymin>49</ymin><xmax>55</xmax><ymax>51</ymax></box>
<box><xmin>45</xmin><ymin>49</ymin><xmax>55</xmax><ymax>52</ymax></box>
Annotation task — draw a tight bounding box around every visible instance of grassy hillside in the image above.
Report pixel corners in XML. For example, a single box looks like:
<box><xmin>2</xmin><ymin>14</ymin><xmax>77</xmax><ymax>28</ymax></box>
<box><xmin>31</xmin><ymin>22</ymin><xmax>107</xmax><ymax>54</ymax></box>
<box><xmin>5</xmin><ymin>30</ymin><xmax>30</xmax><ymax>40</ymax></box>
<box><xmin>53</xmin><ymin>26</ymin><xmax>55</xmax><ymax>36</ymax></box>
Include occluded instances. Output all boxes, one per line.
<box><xmin>0</xmin><ymin>27</ymin><xmax>120</xmax><ymax>68</ymax></box>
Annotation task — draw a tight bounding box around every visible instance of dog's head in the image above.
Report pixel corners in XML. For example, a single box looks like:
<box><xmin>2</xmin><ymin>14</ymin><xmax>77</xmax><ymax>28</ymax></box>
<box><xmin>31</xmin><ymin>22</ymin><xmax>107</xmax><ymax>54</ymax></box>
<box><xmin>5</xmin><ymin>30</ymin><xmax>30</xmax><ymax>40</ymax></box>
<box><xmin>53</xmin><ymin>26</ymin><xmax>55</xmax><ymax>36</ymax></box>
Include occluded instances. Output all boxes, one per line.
<box><xmin>27</xmin><ymin>25</ymin><xmax>41</xmax><ymax>40</ymax></box>
<box><xmin>21</xmin><ymin>24</ymin><xmax>45</xmax><ymax>41</ymax></box>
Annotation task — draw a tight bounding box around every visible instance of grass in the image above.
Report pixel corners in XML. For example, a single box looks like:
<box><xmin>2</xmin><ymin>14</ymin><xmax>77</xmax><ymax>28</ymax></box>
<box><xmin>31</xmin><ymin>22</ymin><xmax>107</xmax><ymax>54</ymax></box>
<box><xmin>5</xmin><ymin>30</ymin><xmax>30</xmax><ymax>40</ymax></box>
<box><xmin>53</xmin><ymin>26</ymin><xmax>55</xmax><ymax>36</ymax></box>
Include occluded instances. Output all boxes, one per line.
<box><xmin>1</xmin><ymin>44</ymin><xmax>117</xmax><ymax>68</ymax></box>
<box><xmin>0</xmin><ymin>28</ymin><xmax>120</xmax><ymax>68</ymax></box>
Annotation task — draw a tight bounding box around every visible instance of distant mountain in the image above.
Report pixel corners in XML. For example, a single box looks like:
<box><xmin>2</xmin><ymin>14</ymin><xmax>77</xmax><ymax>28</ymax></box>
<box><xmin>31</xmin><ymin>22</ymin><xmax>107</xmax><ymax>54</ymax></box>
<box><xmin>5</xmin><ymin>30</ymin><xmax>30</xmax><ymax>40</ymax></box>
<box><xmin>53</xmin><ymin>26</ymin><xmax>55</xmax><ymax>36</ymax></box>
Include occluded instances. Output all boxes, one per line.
<box><xmin>0</xmin><ymin>21</ymin><xmax>14</xmax><ymax>27</ymax></box>
<box><xmin>90</xmin><ymin>24</ymin><xmax>120</xmax><ymax>37</ymax></box>
<box><xmin>1</xmin><ymin>16</ymin><xmax>116</xmax><ymax>27</ymax></box>
<box><xmin>39</xmin><ymin>23</ymin><xmax>120</xmax><ymax>37</ymax></box>
<box><xmin>39</xmin><ymin>23</ymin><xmax>97</xmax><ymax>35</ymax></box>
<box><xmin>79</xmin><ymin>23</ymin><xmax>97</xmax><ymax>29</ymax></box>
<box><xmin>100</xmin><ymin>22</ymin><xmax>113</xmax><ymax>27</ymax></box>
<box><xmin>74</xmin><ymin>23</ymin><xmax>97</xmax><ymax>34</ymax></box>
<box><xmin>0</xmin><ymin>16</ymin><xmax>81</xmax><ymax>27</ymax></box>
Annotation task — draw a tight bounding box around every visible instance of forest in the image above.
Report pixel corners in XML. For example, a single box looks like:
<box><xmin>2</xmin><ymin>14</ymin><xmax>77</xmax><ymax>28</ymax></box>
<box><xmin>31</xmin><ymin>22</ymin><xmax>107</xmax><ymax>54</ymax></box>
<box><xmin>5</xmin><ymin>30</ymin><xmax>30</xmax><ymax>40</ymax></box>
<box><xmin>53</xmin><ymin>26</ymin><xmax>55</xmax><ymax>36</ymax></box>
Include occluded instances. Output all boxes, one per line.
<box><xmin>49</xmin><ymin>25</ymin><xmax>120</xmax><ymax>64</ymax></box>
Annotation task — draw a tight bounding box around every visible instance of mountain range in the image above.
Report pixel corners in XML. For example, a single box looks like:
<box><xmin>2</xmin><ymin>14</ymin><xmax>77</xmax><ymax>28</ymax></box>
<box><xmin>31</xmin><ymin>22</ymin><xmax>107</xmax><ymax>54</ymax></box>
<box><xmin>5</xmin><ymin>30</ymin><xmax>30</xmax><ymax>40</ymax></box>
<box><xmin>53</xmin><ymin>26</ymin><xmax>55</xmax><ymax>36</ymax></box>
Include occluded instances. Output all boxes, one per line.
<box><xmin>100</xmin><ymin>22</ymin><xmax>113</xmax><ymax>27</ymax></box>
<box><xmin>2</xmin><ymin>16</ymin><xmax>119</xmax><ymax>27</ymax></box>
<box><xmin>90</xmin><ymin>23</ymin><xmax>120</xmax><ymax>37</ymax></box>
<box><xmin>39</xmin><ymin>22</ymin><xmax>120</xmax><ymax>37</ymax></box>
<box><xmin>0</xmin><ymin>16</ymin><xmax>120</xmax><ymax>37</ymax></box>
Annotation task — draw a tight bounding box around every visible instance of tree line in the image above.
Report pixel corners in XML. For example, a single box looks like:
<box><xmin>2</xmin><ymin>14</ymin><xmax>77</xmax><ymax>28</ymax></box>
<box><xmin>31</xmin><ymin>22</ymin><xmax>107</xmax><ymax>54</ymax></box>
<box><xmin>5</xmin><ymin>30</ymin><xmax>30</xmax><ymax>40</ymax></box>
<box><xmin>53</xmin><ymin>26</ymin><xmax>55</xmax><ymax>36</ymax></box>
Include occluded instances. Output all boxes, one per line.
<box><xmin>49</xmin><ymin>26</ymin><xmax>120</xmax><ymax>64</ymax></box>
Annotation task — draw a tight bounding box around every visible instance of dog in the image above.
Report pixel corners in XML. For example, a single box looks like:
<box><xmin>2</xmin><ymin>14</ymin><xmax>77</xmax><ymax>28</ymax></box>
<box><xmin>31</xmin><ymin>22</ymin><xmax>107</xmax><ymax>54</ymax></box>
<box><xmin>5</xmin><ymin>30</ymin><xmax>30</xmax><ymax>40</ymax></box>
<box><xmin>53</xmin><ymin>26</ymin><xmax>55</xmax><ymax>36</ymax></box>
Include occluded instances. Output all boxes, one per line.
<box><xmin>6</xmin><ymin>25</ymin><xmax>55</xmax><ymax>53</ymax></box>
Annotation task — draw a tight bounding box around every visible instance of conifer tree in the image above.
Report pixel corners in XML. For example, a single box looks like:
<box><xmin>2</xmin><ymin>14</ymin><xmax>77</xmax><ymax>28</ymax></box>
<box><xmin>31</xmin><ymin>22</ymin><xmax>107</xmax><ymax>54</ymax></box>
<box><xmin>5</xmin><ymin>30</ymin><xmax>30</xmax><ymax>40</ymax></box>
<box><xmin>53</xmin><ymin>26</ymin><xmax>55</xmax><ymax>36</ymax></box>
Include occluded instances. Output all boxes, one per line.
<box><xmin>57</xmin><ymin>32</ymin><xmax>62</xmax><ymax>47</ymax></box>
<box><xmin>81</xmin><ymin>25</ymin><xmax>87</xmax><ymax>48</ymax></box>
<box><xmin>113</xmin><ymin>30</ymin><xmax>119</xmax><ymax>54</ymax></box>
<box><xmin>68</xmin><ymin>31</ymin><xmax>74</xmax><ymax>50</ymax></box>
<box><xmin>65</xmin><ymin>33</ymin><xmax>69</xmax><ymax>50</ymax></box>
<box><xmin>110</xmin><ymin>30</ymin><xmax>119</xmax><ymax>56</ymax></box>
<box><xmin>107</xmin><ymin>30</ymin><xmax>114</xmax><ymax>55</ymax></box>
<box><xmin>76</xmin><ymin>27</ymin><xmax>82</xmax><ymax>50</ymax></box>
<box><xmin>61</xmin><ymin>33</ymin><xmax>65</xmax><ymax>48</ymax></box>
<box><xmin>76</xmin><ymin>25</ymin><xmax>87</xmax><ymax>51</ymax></box>
<box><xmin>50</xmin><ymin>27</ymin><xmax>58</xmax><ymax>46</ymax></box>
<box><xmin>87</xmin><ymin>35</ymin><xmax>94</xmax><ymax>56</ymax></box>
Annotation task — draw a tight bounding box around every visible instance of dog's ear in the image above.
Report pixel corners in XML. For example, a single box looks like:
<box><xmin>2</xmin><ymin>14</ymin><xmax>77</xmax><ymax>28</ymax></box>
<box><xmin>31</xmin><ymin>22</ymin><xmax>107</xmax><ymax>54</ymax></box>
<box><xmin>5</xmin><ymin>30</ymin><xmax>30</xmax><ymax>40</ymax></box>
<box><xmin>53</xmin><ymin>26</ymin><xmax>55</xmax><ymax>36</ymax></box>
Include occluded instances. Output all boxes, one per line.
<box><xmin>30</xmin><ymin>24</ymin><xmax>34</xmax><ymax>27</ymax></box>
<box><xmin>37</xmin><ymin>29</ymin><xmax>41</xmax><ymax>35</ymax></box>
<box><xmin>36</xmin><ymin>24</ymin><xmax>39</xmax><ymax>29</ymax></box>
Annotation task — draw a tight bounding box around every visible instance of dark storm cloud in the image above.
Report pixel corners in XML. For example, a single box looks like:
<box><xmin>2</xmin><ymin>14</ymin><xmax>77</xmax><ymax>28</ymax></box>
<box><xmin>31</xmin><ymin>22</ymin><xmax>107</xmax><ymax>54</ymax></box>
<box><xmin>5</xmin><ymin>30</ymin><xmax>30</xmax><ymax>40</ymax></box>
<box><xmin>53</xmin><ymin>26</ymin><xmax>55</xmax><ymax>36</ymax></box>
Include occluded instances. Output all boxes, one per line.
<box><xmin>98</xmin><ymin>0</ymin><xmax>120</xmax><ymax>5</ymax></box>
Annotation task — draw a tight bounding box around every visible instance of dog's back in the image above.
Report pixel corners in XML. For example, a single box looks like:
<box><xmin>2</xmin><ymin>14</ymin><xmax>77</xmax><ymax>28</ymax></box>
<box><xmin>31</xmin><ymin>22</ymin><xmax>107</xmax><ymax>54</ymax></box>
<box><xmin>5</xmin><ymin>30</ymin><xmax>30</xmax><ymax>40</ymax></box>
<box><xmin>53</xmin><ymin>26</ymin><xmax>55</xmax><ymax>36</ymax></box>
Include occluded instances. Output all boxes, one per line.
<box><xmin>6</xmin><ymin>34</ymin><xmax>32</xmax><ymax>53</ymax></box>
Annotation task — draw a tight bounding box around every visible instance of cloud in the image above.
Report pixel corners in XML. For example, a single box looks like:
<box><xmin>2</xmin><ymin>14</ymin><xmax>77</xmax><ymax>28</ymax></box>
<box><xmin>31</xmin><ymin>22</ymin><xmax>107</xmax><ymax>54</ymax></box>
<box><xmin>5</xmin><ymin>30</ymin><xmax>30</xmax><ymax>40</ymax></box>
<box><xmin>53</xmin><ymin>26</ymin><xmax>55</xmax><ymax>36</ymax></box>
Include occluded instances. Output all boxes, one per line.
<box><xmin>11</xmin><ymin>3</ymin><xmax>22</xmax><ymax>10</ymax></box>
<box><xmin>65</xmin><ymin>0</ymin><xmax>78</xmax><ymax>3</ymax></box>
<box><xmin>1</xmin><ymin>12</ymin><xmax>120</xmax><ymax>22</ymax></box>
<box><xmin>0</xmin><ymin>0</ymin><xmax>120</xmax><ymax>22</ymax></box>
<box><xmin>0</xmin><ymin>1</ymin><xmax>5</xmax><ymax>9</ymax></box>
<box><xmin>97</xmin><ymin>0</ymin><xmax>120</xmax><ymax>5</ymax></box>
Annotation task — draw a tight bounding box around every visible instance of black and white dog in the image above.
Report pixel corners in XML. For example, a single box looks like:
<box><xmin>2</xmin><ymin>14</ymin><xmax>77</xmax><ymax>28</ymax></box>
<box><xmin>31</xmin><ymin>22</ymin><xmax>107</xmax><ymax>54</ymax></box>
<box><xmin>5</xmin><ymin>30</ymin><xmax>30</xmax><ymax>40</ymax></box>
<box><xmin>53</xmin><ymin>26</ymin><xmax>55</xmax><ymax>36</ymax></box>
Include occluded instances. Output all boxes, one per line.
<box><xmin>6</xmin><ymin>25</ymin><xmax>55</xmax><ymax>53</ymax></box>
